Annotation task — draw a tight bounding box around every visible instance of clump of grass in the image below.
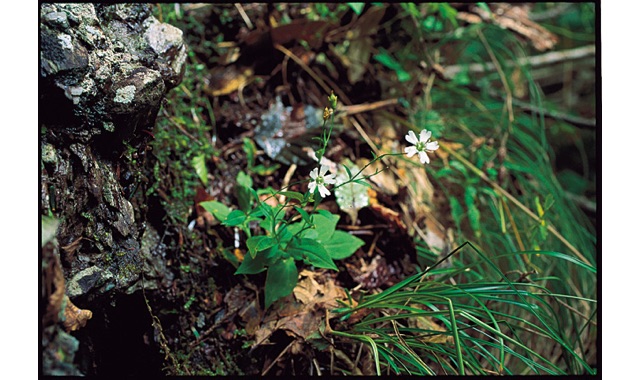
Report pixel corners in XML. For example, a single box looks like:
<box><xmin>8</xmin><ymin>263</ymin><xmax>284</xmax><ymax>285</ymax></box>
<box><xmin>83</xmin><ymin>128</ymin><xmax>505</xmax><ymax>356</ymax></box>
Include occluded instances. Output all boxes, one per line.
<box><xmin>331</xmin><ymin>242</ymin><xmax>596</xmax><ymax>375</ymax></box>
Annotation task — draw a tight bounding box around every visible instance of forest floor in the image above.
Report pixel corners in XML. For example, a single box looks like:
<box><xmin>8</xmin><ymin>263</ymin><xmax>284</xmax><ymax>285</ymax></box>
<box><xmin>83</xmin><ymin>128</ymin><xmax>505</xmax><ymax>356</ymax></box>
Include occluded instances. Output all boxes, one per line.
<box><xmin>76</xmin><ymin>3</ymin><xmax>597</xmax><ymax>376</ymax></box>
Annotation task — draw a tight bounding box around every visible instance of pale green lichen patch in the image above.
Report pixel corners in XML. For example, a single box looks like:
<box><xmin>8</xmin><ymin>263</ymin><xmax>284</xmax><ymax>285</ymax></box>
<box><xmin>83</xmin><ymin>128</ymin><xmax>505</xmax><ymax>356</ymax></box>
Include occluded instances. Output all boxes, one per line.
<box><xmin>58</xmin><ymin>33</ymin><xmax>73</xmax><ymax>50</ymax></box>
<box><xmin>103</xmin><ymin>121</ymin><xmax>115</xmax><ymax>132</ymax></box>
<box><xmin>114</xmin><ymin>85</ymin><xmax>137</xmax><ymax>103</ymax></box>
<box><xmin>42</xmin><ymin>143</ymin><xmax>58</xmax><ymax>164</ymax></box>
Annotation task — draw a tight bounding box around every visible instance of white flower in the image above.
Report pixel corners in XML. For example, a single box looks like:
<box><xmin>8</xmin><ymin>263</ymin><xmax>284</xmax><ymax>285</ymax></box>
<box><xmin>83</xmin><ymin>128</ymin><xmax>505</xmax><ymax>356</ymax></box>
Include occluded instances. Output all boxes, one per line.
<box><xmin>309</xmin><ymin>165</ymin><xmax>336</xmax><ymax>198</ymax></box>
<box><xmin>404</xmin><ymin>130</ymin><xmax>439</xmax><ymax>164</ymax></box>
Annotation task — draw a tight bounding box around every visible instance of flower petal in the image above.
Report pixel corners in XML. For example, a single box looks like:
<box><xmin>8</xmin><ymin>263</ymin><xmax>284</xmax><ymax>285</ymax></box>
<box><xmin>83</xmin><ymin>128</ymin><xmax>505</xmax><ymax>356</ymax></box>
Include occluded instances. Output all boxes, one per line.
<box><xmin>319</xmin><ymin>184</ymin><xmax>331</xmax><ymax>198</ymax></box>
<box><xmin>309</xmin><ymin>181</ymin><xmax>317</xmax><ymax>193</ymax></box>
<box><xmin>320</xmin><ymin>165</ymin><xmax>332</xmax><ymax>177</ymax></box>
<box><xmin>426</xmin><ymin>141</ymin><xmax>439</xmax><ymax>151</ymax></box>
<box><xmin>419</xmin><ymin>130</ymin><xmax>432</xmax><ymax>142</ymax></box>
<box><xmin>324</xmin><ymin>175</ymin><xmax>337</xmax><ymax>185</ymax></box>
<box><xmin>418</xmin><ymin>151</ymin><xmax>430</xmax><ymax>164</ymax></box>
<box><xmin>404</xmin><ymin>146</ymin><xmax>418</xmax><ymax>157</ymax></box>
<box><xmin>405</xmin><ymin>130</ymin><xmax>418</xmax><ymax>145</ymax></box>
<box><xmin>309</xmin><ymin>167</ymin><xmax>319</xmax><ymax>180</ymax></box>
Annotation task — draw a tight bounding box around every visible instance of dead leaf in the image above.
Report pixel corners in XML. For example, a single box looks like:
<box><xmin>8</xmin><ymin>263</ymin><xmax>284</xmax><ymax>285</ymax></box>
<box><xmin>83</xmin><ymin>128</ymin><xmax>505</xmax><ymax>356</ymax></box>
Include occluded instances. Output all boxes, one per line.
<box><xmin>204</xmin><ymin>66</ymin><xmax>254</xmax><ymax>97</ymax></box>
<box><xmin>251</xmin><ymin>270</ymin><xmax>347</xmax><ymax>348</ymax></box>
<box><xmin>63</xmin><ymin>295</ymin><xmax>93</xmax><ymax>332</ymax></box>
<box><xmin>344</xmin><ymin>6</ymin><xmax>386</xmax><ymax>83</ymax></box>
<box><xmin>60</xmin><ymin>236</ymin><xmax>82</xmax><ymax>259</ymax></box>
<box><xmin>347</xmin><ymin>255</ymin><xmax>394</xmax><ymax>290</ymax></box>
<box><xmin>462</xmin><ymin>3</ymin><xmax>558</xmax><ymax>51</ymax></box>
<box><xmin>408</xmin><ymin>309</ymin><xmax>453</xmax><ymax>344</ymax></box>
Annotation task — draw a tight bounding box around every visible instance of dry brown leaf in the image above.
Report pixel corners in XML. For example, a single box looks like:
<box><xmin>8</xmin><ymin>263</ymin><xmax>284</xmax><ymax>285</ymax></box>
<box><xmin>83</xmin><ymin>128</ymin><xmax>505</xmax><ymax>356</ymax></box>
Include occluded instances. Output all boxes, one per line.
<box><xmin>347</xmin><ymin>256</ymin><xmax>396</xmax><ymax>290</ymax></box>
<box><xmin>204</xmin><ymin>66</ymin><xmax>254</xmax><ymax>97</ymax></box>
<box><xmin>462</xmin><ymin>3</ymin><xmax>558</xmax><ymax>51</ymax></box>
<box><xmin>409</xmin><ymin>314</ymin><xmax>453</xmax><ymax>344</ymax></box>
<box><xmin>61</xmin><ymin>236</ymin><xmax>82</xmax><ymax>258</ymax></box>
<box><xmin>62</xmin><ymin>295</ymin><xmax>93</xmax><ymax>332</ymax></box>
<box><xmin>251</xmin><ymin>270</ymin><xmax>347</xmax><ymax>348</ymax></box>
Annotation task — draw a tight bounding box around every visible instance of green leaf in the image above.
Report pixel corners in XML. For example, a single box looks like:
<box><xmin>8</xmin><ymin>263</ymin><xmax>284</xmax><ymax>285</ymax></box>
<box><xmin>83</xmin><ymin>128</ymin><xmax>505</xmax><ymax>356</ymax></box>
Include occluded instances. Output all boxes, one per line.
<box><xmin>373</xmin><ymin>48</ymin><xmax>411</xmax><ymax>82</ymax></box>
<box><xmin>223</xmin><ymin>209</ymin><xmax>247</xmax><ymax>227</ymax></box>
<box><xmin>323</xmin><ymin>230</ymin><xmax>365</xmax><ymax>260</ymax></box>
<box><xmin>263</xmin><ymin>245</ymin><xmax>284</xmax><ymax>266</ymax></box>
<box><xmin>347</xmin><ymin>3</ymin><xmax>365</xmax><ymax>15</ymax></box>
<box><xmin>258</xmin><ymin>202</ymin><xmax>274</xmax><ymax>219</ymax></box>
<box><xmin>237</xmin><ymin>170</ymin><xmax>253</xmax><ymax>188</ymax></box>
<box><xmin>450</xmin><ymin>160</ymin><xmax>468</xmax><ymax>176</ymax></box>
<box><xmin>342</xmin><ymin>164</ymin><xmax>353</xmax><ymax>179</ymax></box>
<box><xmin>246</xmin><ymin>236</ymin><xmax>277</xmax><ymax>258</ymax></box>
<box><xmin>353</xmin><ymin>179</ymin><xmax>371</xmax><ymax>187</ymax></box>
<box><xmin>288</xmin><ymin>238</ymin><xmax>338</xmax><ymax>270</ymax></box>
<box><xmin>252</xmin><ymin>164</ymin><xmax>281</xmax><ymax>176</ymax></box>
<box><xmin>191</xmin><ymin>154</ymin><xmax>208</xmax><ymax>185</ymax></box>
<box><xmin>242</xmin><ymin>137</ymin><xmax>256</xmax><ymax>169</ymax></box>
<box><xmin>264</xmin><ymin>257</ymin><xmax>299</xmax><ymax>308</ymax></box>
<box><xmin>310</xmin><ymin>211</ymin><xmax>339</xmax><ymax>242</ymax></box>
<box><xmin>236</xmin><ymin>171</ymin><xmax>254</xmax><ymax>212</ymax></box>
<box><xmin>280</xmin><ymin>191</ymin><xmax>304</xmax><ymax>203</ymax></box>
<box><xmin>294</xmin><ymin>206</ymin><xmax>312</xmax><ymax>225</ymax></box>
<box><xmin>235</xmin><ymin>252</ymin><xmax>267</xmax><ymax>275</ymax></box>
<box><xmin>200</xmin><ymin>201</ymin><xmax>231</xmax><ymax>222</ymax></box>
<box><xmin>468</xmin><ymin>203</ymin><xmax>481</xmax><ymax>237</ymax></box>
<box><xmin>464</xmin><ymin>187</ymin><xmax>481</xmax><ymax>237</ymax></box>
<box><xmin>438</xmin><ymin>3</ymin><xmax>459</xmax><ymax>27</ymax></box>
<box><xmin>449</xmin><ymin>197</ymin><xmax>464</xmax><ymax>230</ymax></box>
<box><xmin>276</xmin><ymin>224</ymin><xmax>294</xmax><ymax>245</ymax></box>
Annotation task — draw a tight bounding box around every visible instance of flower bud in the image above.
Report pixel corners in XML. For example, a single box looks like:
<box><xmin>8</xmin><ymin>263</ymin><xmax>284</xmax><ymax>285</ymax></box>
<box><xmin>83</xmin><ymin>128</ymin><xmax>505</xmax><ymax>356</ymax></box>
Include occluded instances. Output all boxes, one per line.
<box><xmin>328</xmin><ymin>91</ymin><xmax>338</xmax><ymax>110</ymax></box>
<box><xmin>323</xmin><ymin>107</ymin><xmax>333</xmax><ymax>121</ymax></box>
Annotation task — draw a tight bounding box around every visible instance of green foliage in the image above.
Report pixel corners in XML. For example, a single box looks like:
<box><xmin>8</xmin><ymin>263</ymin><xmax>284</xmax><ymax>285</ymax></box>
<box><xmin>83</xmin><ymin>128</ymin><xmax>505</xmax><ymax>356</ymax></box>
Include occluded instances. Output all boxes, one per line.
<box><xmin>200</xmin><ymin>95</ymin><xmax>369</xmax><ymax>308</ymax></box>
<box><xmin>147</xmin><ymin>48</ymin><xmax>216</xmax><ymax>225</ymax></box>
<box><xmin>332</xmin><ymin>242</ymin><xmax>596</xmax><ymax>375</ymax></box>
<box><xmin>220</xmin><ymin>194</ymin><xmax>364</xmax><ymax>308</ymax></box>
<box><xmin>152</xmin><ymin>3</ymin><xmax>595</xmax><ymax>374</ymax></box>
<box><xmin>374</xmin><ymin>48</ymin><xmax>411</xmax><ymax>82</ymax></box>
<box><xmin>200</xmin><ymin>201</ymin><xmax>230</xmax><ymax>222</ymax></box>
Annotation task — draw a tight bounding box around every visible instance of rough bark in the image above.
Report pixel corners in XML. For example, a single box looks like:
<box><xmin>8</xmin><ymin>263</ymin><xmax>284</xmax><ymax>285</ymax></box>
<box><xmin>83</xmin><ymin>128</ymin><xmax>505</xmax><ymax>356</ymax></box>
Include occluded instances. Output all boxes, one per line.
<box><xmin>40</xmin><ymin>3</ymin><xmax>186</xmax><ymax>375</ymax></box>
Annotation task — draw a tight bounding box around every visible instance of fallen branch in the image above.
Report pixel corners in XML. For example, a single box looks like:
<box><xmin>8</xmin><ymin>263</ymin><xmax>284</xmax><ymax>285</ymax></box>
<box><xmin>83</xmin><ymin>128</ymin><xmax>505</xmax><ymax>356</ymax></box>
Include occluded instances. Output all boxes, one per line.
<box><xmin>443</xmin><ymin>45</ymin><xmax>596</xmax><ymax>80</ymax></box>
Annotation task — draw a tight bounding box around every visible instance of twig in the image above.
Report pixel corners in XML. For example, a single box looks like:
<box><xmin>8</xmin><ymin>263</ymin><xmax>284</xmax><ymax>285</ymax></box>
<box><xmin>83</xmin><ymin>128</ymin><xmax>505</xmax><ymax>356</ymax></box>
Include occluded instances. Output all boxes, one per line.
<box><xmin>274</xmin><ymin>43</ymin><xmax>332</xmax><ymax>95</ymax></box>
<box><xmin>262</xmin><ymin>339</ymin><xmax>295</xmax><ymax>376</ymax></box>
<box><xmin>506</xmin><ymin>96</ymin><xmax>596</xmax><ymax>128</ymax></box>
<box><xmin>279</xmin><ymin>163</ymin><xmax>297</xmax><ymax>204</ymax></box>
<box><xmin>443</xmin><ymin>45</ymin><xmax>596</xmax><ymax>80</ymax></box>
<box><xmin>312</xmin><ymin>358</ymin><xmax>322</xmax><ymax>376</ymax></box>
<box><xmin>333</xmin><ymin>349</ymin><xmax>363</xmax><ymax>375</ymax></box>
<box><xmin>235</xmin><ymin>3</ymin><xmax>254</xmax><ymax>29</ymax></box>
<box><xmin>528</xmin><ymin>3</ymin><xmax>573</xmax><ymax>21</ymax></box>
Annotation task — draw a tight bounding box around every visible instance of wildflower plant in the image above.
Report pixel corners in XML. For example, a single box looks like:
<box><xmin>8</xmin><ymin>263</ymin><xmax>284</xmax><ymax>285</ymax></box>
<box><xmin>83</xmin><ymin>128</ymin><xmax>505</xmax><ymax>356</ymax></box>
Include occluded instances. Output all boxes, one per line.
<box><xmin>201</xmin><ymin>91</ymin><xmax>439</xmax><ymax>308</ymax></box>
